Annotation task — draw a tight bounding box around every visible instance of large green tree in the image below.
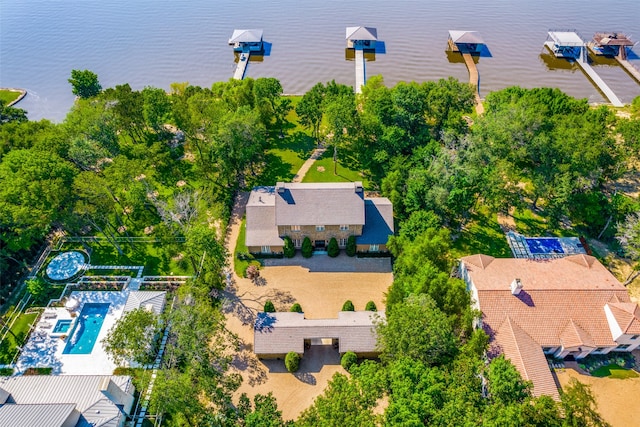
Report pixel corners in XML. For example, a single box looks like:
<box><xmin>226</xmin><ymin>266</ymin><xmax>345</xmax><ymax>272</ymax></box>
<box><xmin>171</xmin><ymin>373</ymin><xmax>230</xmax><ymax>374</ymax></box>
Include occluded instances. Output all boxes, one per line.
<box><xmin>68</xmin><ymin>69</ymin><xmax>102</xmax><ymax>98</ymax></box>
<box><xmin>103</xmin><ymin>308</ymin><xmax>160</xmax><ymax>366</ymax></box>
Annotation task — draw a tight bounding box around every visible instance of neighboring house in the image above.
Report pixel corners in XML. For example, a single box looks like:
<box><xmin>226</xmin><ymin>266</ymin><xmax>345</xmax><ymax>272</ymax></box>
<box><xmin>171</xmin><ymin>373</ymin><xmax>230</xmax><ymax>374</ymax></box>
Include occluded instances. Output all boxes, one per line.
<box><xmin>254</xmin><ymin>310</ymin><xmax>384</xmax><ymax>359</ymax></box>
<box><xmin>123</xmin><ymin>291</ymin><xmax>166</xmax><ymax>315</ymax></box>
<box><xmin>0</xmin><ymin>375</ymin><xmax>135</xmax><ymax>427</ymax></box>
<box><xmin>460</xmin><ymin>254</ymin><xmax>640</xmax><ymax>399</ymax></box>
<box><xmin>245</xmin><ymin>182</ymin><xmax>393</xmax><ymax>255</ymax></box>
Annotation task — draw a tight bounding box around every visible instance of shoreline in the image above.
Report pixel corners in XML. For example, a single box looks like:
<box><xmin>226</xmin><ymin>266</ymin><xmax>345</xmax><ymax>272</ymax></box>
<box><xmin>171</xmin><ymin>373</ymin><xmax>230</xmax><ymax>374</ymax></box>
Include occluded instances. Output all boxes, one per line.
<box><xmin>0</xmin><ymin>88</ymin><xmax>27</xmax><ymax>106</ymax></box>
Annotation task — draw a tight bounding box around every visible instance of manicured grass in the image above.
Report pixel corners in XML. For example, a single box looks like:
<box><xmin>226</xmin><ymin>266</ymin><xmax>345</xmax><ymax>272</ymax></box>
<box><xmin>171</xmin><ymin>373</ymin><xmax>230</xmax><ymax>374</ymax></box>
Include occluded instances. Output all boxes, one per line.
<box><xmin>591</xmin><ymin>365</ymin><xmax>639</xmax><ymax>379</ymax></box>
<box><xmin>234</xmin><ymin>219</ymin><xmax>260</xmax><ymax>277</ymax></box>
<box><xmin>0</xmin><ymin>89</ymin><xmax>21</xmax><ymax>105</ymax></box>
<box><xmin>258</xmin><ymin>131</ymin><xmax>316</xmax><ymax>186</ymax></box>
<box><xmin>28</xmin><ymin>285</ymin><xmax>65</xmax><ymax>308</ymax></box>
<box><xmin>512</xmin><ymin>207</ymin><xmax>578</xmax><ymax>238</ymax></box>
<box><xmin>302</xmin><ymin>150</ymin><xmax>368</xmax><ymax>186</ymax></box>
<box><xmin>0</xmin><ymin>312</ymin><xmax>38</xmax><ymax>364</ymax></box>
<box><xmin>452</xmin><ymin>209</ymin><xmax>512</xmax><ymax>258</ymax></box>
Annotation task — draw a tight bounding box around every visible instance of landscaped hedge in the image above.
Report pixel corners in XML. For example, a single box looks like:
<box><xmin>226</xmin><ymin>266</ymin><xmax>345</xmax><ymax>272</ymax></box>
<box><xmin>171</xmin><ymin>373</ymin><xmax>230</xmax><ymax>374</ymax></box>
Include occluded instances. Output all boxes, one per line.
<box><xmin>285</xmin><ymin>351</ymin><xmax>301</xmax><ymax>372</ymax></box>
<box><xmin>342</xmin><ymin>300</ymin><xmax>355</xmax><ymax>311</ymax></box>
<box><xmin>264</xmin><ymin>300</ymin><xmax>276</xmax><ymax>313</ymax></box>
<box><xmin>302</xmin><ymin>237</ymin><xmax>313</xmax><ymax>258</ymax></box>
<box><xmin>290</xmin><ymin>303</ymin><xmax>303</xmax><ymax>313</ymax></box>
<box><xmin>346</xmin><ymin>236</ymin><xmax>356</xmax><ymax>257</ymax></box>
<box><xmin>283</xmin><ymin>236</ymin><xmax>296</xmax><ymax>258</ymax></box>
<box><xmin>365</xmin><ymin>301</ymin><xmax>377</xmax><ymax>311</ymax></box>
<box><xmin>356</xmin><ymin>251</ymin><xmax>391</xmax><ymax>258</ymax></box>
<box><xmin>328</xmin><ymin>237</ymin><xmax>339</xmax><ymax>257</ymax></box>
<box><xmin>341</xmin><ymin>351</ymin><xmax>358</xmax><ymax>371</ymax></box>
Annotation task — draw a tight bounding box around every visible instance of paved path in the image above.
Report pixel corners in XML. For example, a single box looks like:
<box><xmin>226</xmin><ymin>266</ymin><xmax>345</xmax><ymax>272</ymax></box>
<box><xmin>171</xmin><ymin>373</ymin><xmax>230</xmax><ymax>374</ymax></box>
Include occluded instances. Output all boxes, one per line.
<box><xmin>292</xmin><ymin>147</ymin><xmax>326</xmax><ymax>183</ymax></box>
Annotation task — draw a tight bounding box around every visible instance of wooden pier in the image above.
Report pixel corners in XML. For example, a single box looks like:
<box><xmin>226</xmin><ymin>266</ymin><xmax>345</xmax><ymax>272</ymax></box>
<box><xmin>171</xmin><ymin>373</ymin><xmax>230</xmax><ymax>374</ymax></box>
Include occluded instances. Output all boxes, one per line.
<box><xmin>354</xmin><ymin>49</ymin><xmax>366</xmax><ymax>94</ymax></box>
<box><xmin>576</xmin><ymin>54</ymin><xmax>624</xmax><ymax>107</ymax></box>
<box><xmin>233</xmin><ymin>52</ymin><xmax>250</xmax><ymax>80</ymax></box>
<box><xmin>346</xmin><ymin>26</ymin><xmax>378</xmax><ymax>93</ymax></box>
<box><xmin>616</xmin><ymin>57</ymin><xmax>640</xmax><ymax>84</ymax></box>
<box><xmin>461</xmin><ymin>53</ymin><xmax>484</xmax><ymax>114</ymax></box>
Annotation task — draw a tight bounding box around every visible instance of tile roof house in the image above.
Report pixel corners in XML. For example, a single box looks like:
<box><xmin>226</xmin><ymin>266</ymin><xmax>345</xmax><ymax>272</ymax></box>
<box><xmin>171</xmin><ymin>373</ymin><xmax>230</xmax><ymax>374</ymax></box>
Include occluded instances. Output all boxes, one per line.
<box><xmin>460</xmin><ymin>254</ymin><xmax>640</xmax><ymax>399</ymax></box>
<box><xmin>254</xmin><ymin>310</ymin><xmax>384</xmax><ymax>358</ymax></box>
<box><xmin>245</xmin><ymin>182</ymin><xmax>393</xmax><ymax>255</ymax></box>
<box><xmin>0</xmin><ymin>375</ymin><xmax>135</xmax><ymax>427</ymax></box>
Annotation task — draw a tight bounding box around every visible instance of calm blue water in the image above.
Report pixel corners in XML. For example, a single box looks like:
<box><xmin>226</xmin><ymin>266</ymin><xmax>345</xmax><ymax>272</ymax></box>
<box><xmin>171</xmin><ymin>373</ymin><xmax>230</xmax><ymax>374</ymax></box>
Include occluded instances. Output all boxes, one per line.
<box><xmin>52</xmin><ymin>319</ymin><xmax>72</xmax><ymax>334</ymax></box>
<box><xmin>63</xmin><ymin>303</ymin><xmax>110</xmax><ymax>355</ymax></box>
<box><xmin>526</xmin><ymin>238</ymin><xmax>564</xmax><ymax>255</ymax></box>
<box><xmin>1</xmin><ymin>0</ymin><xmax>639</xmax><ymax>121</ymax></box>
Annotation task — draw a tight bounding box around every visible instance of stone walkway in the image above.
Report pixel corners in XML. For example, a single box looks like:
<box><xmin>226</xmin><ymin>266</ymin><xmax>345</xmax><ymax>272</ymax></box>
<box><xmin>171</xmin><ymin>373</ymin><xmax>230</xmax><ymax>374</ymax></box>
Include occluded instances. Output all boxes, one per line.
<box><xmin>292</xmin><ymin>146</ymin><xmax>326</xmax><ymax>183</ymax></box>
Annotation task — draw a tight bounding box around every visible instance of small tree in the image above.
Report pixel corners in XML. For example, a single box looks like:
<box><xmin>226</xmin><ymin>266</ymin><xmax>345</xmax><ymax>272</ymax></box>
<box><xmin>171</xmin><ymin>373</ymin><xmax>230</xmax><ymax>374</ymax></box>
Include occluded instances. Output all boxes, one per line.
<box><xmin>103</xmin><ymin>308</ymin><xmax>159</xmax><ymax>366</ymax></box>
<box><xmin>302</xmin><ymin>237</ymin><xmax>313</xmax><ymax>258</ymax></box>
<box><xmin>285</xmin><ymin>351</ymin><xmax>301</xmax><ymax>372</ymax></box>
<box><xmin>283</xmin><ymin>236</ymin><xmax>296</xmax><ymax>258</ymax></box>
<box><xmin>264</xmin><ymin>300</ymin><xmax>276</xmax><ymax>313</ymax></box>
<box><xmin>26</xmin><ymin>278</ymin><xmax>47</xmax><ymax>302</ymax></box>
<box><xmin>365</xmin><ymin>301</ymin><xmax>377</xmax><ymax>311</ymax></box>
<box><xmin>246</xmin><ymin>264</ymin><xmax>260</xmax><ymax>281</ymax></box>
<box><xmin>341</xmin><ymin>351</ymin><xmax>358</xmax><ymax>371</ymax></box>
<box><xmin>290</xmin><ymin>303</ymin><xmax>303</xmax><ymax>313</ymax></box>
<box><xmin>346</xmin><ymin>235</ymin><xmax>357</xmax><ymax>257</ymax></box>
<box><xmin>342</xmin><ymin>300</ymin><xmax>355</xmax><ymax>311</ymax></box>
<box><xmin>68</xmin><ymin>69</ymin><xmax>102</xmax><ymax>98</ymax></box>
<box><xmin>327</xmin><ymin>237</ymin><xmax>339</xmax><ymax>257</ymax></box>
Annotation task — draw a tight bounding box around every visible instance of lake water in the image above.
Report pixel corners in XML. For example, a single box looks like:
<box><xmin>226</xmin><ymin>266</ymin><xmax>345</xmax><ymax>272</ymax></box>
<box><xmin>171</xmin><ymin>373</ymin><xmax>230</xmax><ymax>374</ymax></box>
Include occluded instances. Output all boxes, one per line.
<box><xmin>1</xmin><ymin>0</ymin><xmax>639</xmax><ymax>122</ymax></box>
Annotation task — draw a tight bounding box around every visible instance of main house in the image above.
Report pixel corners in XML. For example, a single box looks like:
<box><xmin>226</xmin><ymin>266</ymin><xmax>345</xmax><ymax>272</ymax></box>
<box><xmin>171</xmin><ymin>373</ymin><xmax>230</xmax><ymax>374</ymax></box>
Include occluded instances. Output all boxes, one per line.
<box><xmin>245</xmin><ymin>182</ymin><xmax>393</xmax><ymax>255</ymax></box>
<box><xmin>460</xmin><ymin>254</ymin><xmax>640</xmax><ymax>399</ymax></box>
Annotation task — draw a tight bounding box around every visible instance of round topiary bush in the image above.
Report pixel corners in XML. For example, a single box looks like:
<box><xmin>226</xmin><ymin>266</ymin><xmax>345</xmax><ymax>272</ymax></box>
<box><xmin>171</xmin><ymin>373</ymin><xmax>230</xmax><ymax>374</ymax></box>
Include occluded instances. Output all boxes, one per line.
<box><xmin>341</xmin><ymin>351</ymin><xmax>358</xmax><ymax>371</ymax></box>
<box><xmin>327</xmin><ymin>237</ymin><xmax>339</xmax><ymax>257</ymax></box>
<box><xmin>302</xmin><ymin>237</ymin><xmax>313</xmax><ymax>258</ymax></box>
<box><xmin>285</xmin><ymin>351</ymin><xmax>301</xmax><ymax>372</ymax></box>
<box><xmin>283</xmin><ymin>236</ymin><xmax>296</xmax><ymax>258</ymax></box>
<box><xmin>346</xmin><ymin>235</ymin><xmax>357</xmax><ymax>257</ymax></box>
<box><xmin>342</xmin><ymin>300</ymin><xmax>355</xmax><ymax>311</ymax></box>
<box><xmin>290</xmin><ymin>303</ymin><xmax>303</xmax><ymax>313</ymax></box>
<box><xmin>365</xmin><ymin>301</ymin><xmax>377</xmax><ymax>311</ymax></box>
<box><xmin>264</xmin><ymin>300</ymin><xmax>276</xmax><ymax>313</ymax></box>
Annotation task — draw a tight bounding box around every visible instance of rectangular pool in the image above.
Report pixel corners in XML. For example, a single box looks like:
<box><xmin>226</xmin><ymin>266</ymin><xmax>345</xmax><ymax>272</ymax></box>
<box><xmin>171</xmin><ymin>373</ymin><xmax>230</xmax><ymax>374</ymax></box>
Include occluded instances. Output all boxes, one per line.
<box><xmin>63</xmin><ymin>303</ymin><xmax>110</xmax><ymax>355</ymax></box>
<box><xmin>52</xmin><ymin>319</ymin><xmax>72</xmax><ymax>334</ymax></box>
<box><xmin>525</xmin><ymin>238</ymin><xmax>564</xmax><ymax>255</ymax></box>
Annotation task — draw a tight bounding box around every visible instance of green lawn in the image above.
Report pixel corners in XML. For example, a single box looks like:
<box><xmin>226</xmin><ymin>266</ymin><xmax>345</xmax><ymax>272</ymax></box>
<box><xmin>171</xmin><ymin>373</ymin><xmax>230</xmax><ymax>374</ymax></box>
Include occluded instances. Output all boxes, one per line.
<box><xmin>0</xmin><ymin>312</ymin><xmax>38</xmax><ymax>364</ymax></box>
<box><xmin>452</xmin><ymin>208</ymin><xmax>512</xmax><ymax>258</ymax></box>
<box><xmin>233</xmin><ymin>219</ymin><xmax>260</xmax><ymax>277</ymax></box>
<box><xmin>591</xmin><ymin>364</ymin><xmax>639</xmax><ymax>379</ymax></box>
<box><xmin>29</xmin><ymin>285</ymin><xmax>65</xmax><ymax>308</ymax></box>
<box><xmin>0</xmin><ymin>89</ymin><xmax>21</xmax><ymax>105</ymax></box>
<box><xmin>512</xmin><ymin>207</ymin><xmax>578</xmax><ymax>238</ymax></box>
<box><xmin>301</xmin><ymin>150</ymin><xmax>368</xmax><ymax>186</ymax></box>
<box><xmin>258</xmin><ymin>131</ymin><xmax>316</xmax><ymax>186</ymax></box>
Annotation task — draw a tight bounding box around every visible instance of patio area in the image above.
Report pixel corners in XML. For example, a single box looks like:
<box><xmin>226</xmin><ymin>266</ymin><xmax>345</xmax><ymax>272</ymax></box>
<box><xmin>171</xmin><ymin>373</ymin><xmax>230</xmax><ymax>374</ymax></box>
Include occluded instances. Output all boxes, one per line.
<box><xmin>16</xmin><ymin>291</ymin><xmax>128</xmax><ymax>375</ymax></box>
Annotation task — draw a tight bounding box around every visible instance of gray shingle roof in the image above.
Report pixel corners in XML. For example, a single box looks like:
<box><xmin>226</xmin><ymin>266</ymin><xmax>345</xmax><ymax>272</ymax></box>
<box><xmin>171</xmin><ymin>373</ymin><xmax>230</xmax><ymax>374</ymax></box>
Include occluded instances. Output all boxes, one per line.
<box><xmin>449</xmin><ymin>30</ymin><xmax>485</xmax><ymax>44</ymax></box>
<box><xmin>0</xmin><ymin>403</ymin><xmax>79</xmax><ymax>427</ymax></box>
<box><xmin>254</xmin><ymin>311</ymin><xmax>384</xmax><ymax>355</ymax></box>
<box><xmin>357</xmin><ymin>198</ymin><xmax>394</xmax><ymax>245</ymax></box>
<box><xmin>346</xmin><ymin>26</ymin><xmax>378</xmax><ymax>41</ymax></box>
<box><xmin>245</xmin><ymin>186</ymin><xmax>284</xmax><ymax>247</ymax></box>
<box><xmin>124</xmin><ymin>291</ymin><xmax>166</xmax><ymax>315</ymax></box>
<box><xmin>228</xmin><ymin>29</ymin><xmax>263</xmax><ymax>43</ymax></box>
<box><xmin>0</xmin><ymin>375</ymin><xmax>133</xmax><ymax>427</ymax></box>
<box><xmin>274</xmin><ymin>182</ymin><xmax>365</xmax><ymax>226</ymax></box>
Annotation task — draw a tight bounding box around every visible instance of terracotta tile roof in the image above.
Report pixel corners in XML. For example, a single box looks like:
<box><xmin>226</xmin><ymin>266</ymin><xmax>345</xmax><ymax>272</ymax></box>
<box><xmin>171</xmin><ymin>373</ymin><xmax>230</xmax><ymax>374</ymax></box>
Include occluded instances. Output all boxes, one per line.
<box><xmin>608</xmin><ymin>303</ymin><xmax>640</xmax><ymax>335</ymax></box>
<box><xmin>494</xmin><ymin>317</ymin><xmax>560</xmax><ymax>400</ymax></box>
<box><xmin>559</xmin><ymin>320</ymin><xmax>595</xmax><ymax>349</ymax></box>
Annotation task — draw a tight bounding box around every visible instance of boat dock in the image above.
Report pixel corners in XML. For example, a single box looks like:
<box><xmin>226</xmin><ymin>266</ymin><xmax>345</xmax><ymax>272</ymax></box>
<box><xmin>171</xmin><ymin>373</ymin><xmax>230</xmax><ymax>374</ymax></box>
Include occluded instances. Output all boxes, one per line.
<box><xmin>544</xmin><ymin>31</ymin><xmax>624</xmax><ymax>107</ymax></box>
<box><xmin>449</xmin><ymin>31</ymin><xmax>486</xmax><ymax>114</ymax></box>
<box><xmin>354</xmin><ymin>49</ymin><xmax>366</xmax><ymax>94</ymax></box>
<box><xmin>346</xmin><ymin>26</ymin><xmax>378</xmax><ymax>93</ymax></box>
<box><xmin>589</xmin><ymin>32</ymin><xmax>640</xmax><ymax>84</ymax></box>
<box><xmin>617</xmin><ymin>58</ymin><xmax>640</xmax><ymax>83</ymax></box>
<box><xmin>233</xmin><ymin>53</ymin><xmax>250</xmax><ymax>80</ymax></box>
<box><xmin>461</xmin><ymin>53</ymin><xmax>484</xmax><ymax>114</ymax></box>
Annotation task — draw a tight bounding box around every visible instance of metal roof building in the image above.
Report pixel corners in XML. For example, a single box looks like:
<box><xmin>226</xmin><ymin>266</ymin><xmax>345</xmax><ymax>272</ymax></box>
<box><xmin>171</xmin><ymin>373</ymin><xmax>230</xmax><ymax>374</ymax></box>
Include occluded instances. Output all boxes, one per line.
<box><xmin>123</xmin><ymin>291</ymin><xmax>166</xmax><ymax>315</ymax></box>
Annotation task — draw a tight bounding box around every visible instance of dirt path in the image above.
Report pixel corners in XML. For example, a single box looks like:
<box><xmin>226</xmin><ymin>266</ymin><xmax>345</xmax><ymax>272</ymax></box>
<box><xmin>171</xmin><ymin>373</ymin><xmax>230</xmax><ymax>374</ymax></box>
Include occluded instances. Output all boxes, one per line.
<box><xmin>556</xmin><ymin>369</ymin><xmax>640</xmax><ymax>427</ymax></box>
<box><xmin>292</xmin><ymin>146</ymin><xmax>326</xmax><ymax>183</ymax></box>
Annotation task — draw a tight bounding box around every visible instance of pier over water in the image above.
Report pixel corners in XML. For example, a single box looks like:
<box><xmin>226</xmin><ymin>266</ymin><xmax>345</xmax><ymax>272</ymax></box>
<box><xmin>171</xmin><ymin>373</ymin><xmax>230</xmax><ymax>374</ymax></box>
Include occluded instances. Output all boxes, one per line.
<box><xmin>448</xmin><ymin>31</ymin><xmax>486</xmax><ymax>114</ymax></box>
<box><xmin>346</xmin><ymin>26</ymin><xmax>378</xmax><ymax>93</ymax></box>
<box><xmin>228</xmin><ymin>29</ymin><xmax>264</xmax><ymax>80</ymax></box>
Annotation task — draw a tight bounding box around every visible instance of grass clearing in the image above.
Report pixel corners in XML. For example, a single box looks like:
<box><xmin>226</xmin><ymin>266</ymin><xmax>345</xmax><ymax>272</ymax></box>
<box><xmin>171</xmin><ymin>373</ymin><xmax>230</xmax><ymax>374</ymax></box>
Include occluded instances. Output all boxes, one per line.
<box><xmin>452</xmin><ymin>208</ymin><xmax>512</xmax><ymax>258</ymax></box>
<box><xmin>0</xmin><ymin>89</ymin><xmax>21</xmax><ymax>105</ymax></box>
<box><xmin>233</xmin><ymin>219</ymin><xmax>260</xmax><ymax>277</ymax></box>
<box><xmin>0</xmin><ymin>312</ymin><xmax>38</xmax><ymax>364</ymax></box>
<box><xmin>591</xmin><ymin>364</ymin><xmax>639</xmax><ymax>379</ymax></box>
<box><xmin>302</xmin><ymin>150</ymin><xmax>368</xmax><ymax>186</ymax></box>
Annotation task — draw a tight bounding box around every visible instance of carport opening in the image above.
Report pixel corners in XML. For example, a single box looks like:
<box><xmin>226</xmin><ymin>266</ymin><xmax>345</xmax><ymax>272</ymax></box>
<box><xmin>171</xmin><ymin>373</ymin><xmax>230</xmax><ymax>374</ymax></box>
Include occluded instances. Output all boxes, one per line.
<box><xmin>304</xmin><ymin>338</ymin><xmax>339</xmax><ymax>352</ymax></box>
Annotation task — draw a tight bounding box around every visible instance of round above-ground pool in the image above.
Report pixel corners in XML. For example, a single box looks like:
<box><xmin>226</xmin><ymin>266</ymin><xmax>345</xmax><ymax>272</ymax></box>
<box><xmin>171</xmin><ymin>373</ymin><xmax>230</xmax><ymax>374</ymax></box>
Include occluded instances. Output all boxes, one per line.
<box><xmin>45</xmin><ymin>251</ymin><xmax>86</xmax><ymax>281</ymax></box>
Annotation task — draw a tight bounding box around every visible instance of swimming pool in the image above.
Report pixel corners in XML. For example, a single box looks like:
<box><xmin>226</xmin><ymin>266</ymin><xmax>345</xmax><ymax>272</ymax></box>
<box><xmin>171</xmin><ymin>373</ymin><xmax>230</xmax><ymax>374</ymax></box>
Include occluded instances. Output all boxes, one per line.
<box><xmin>52</xmin><ymin>319</ymin><xmax>72</xmax><ymax>334</ymax></box>
<box><xmin>525</xmin><ymin>238</ymin><xmax>565</xmax><ymax>255</ymax></box>
<box><xmin>63</xmin><ymin>303</ymin><xmax>110</xmax><ymax>355</ymax></box>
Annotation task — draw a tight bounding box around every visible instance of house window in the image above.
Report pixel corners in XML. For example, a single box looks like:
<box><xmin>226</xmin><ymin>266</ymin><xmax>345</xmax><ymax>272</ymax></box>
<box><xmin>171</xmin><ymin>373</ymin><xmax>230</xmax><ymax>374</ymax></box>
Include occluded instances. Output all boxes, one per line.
<box><xmin>631</xmin><ymin>335</ymin><xmax>640</xmax><ymax>340</ymax></box>
<box><xmin>261</xmin><ymin>246</ymin><xmax>271</xmax><ymax>253</ymax></box>
<box><xmin>594</xmin><ymin>347</ymin><xmax>608</xmax><ymax>353</ymax></box>
<box><xmin>293</xmin><ymin>239</ymin><xmax>301</xmax><ymax>248</ymax></box>
<box><xmin>616</xmin><ymin>344</ymin><xmax>631</xmax><ymax>350</ymax></box>
<box><xmin>316</xmin><ymin>225</ymin><xmax>325</xmax><ymax>232</ymax></box>
<box><xmin>291</xmin><ymin>225</ymin><xmax>301</xmax><ymax>232</ymax></box>
<box><xmin>369</xmin><ymin>244</ymin><xmax>379</xmax><ymax>252</ymax></box>
<box><xmin>339</xmin><ymin>238</ymin><xmax>347</xmax><ymax>247</ymax></box>
<box><xmin>542</xmin><ymin>347</ymin><xmax>555</xmax><ymax>354</ymax></box>
<box><xmin>340</xmin><ymin>224</ymin><xmax>349</xmax><ymax>231</ymax></box>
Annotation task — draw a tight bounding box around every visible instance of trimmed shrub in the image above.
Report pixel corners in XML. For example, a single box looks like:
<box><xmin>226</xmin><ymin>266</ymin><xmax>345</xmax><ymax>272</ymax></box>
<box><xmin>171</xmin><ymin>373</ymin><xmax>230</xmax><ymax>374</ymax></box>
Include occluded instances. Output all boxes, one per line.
<box><xmin>264</xmin><ymin>300</ymin><xmax>276</xmax><ymax>313</ymax></box>
<box><xmin>342</xmin><ymin>300</ymin><xmax>355</xmax><ymax>311</ymax></box>
<box><xmin>365</xmin><ymin>301</ymin><xmax>377</xmax><ymax>311</ymax></box>
<box><xmin>302</xmin><ymin>237</ymin><xmax>313</xmax><ymax>258</ymax></box>
<box><xmin>341</xmin><ymin>351</ymin><xmax>358</xmax><ymax>371</ymax></box>
<box><xmin>283</xmin><ymin>236</ymin><xmax>296</xmax><ymax>258</ymax></box>
<box><xmin>346</xmin><ymin>235</ymin><xmax>357</xmax><ymax>257</ymax></box>
<box><xmin>285</xmin><ymin>351</ymin><xmax>301</xmax><ymax>372</ymax></box>
<box><xmin>327</xmin><ymin>237</ymin><xmax>339</xmax><ymax>257</ymax></box>
<box><xmin>246</xmin><ymin>265</ymin><xmax>260</xmax><ymax>281</ymax></box>
<box><xmin>290</xmin><ymin>303</ymin><xmax>303</xmax><ymax>313</ymax></box>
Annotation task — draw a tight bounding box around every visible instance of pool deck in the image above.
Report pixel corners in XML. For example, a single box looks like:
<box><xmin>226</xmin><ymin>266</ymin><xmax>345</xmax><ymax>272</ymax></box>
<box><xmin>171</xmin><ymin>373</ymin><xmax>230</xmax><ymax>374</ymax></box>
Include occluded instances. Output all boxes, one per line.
<box><xmin>16</xmin><ymin>291</ymin><xmax>128</xmax><ymax>375</ymax></box>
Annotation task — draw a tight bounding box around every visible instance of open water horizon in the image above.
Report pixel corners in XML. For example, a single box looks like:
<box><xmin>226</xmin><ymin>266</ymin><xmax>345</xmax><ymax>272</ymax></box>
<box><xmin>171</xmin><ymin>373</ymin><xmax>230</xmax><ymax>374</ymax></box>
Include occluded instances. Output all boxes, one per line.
<box><xmin>1</xmin><ymin>0</ymin><xmax>639</xmax><ymax>122</ymax></box>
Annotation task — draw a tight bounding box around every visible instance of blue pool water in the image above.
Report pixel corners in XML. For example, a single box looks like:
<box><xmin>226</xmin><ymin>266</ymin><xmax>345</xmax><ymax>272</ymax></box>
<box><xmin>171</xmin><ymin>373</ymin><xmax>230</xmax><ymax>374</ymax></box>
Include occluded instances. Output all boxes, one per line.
<box><xmin>52</xmin><ymin>319</ymin><xmax>72</xmax><ymax>334</ymax></box>
<box><xmin>525</xmin><ymin>238</ymin><xmax>564</xmax><ymax>255</ymax></box>
<box><xmin>63</xmin><ymin>303</ymin><xmax>110</xmax><ymax>355</ymax></box>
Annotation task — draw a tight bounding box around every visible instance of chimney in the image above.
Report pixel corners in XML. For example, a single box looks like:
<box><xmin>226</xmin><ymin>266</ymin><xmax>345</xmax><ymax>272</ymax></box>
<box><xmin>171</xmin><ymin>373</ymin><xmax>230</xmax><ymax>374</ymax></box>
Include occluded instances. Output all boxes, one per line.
<box><xmin>276</xmin><ymin>182</ymin><xmax>285</xmax><ymax>193</ymax></box>
<box><xmin>510</xmin><ymin>278</ymin><xmax>523</xmax><ymax>295</ymax></box>
<box><xmin>354</xmin><ymin>182</ymin><xmax>363</xmax><ymax>193</ymax></box>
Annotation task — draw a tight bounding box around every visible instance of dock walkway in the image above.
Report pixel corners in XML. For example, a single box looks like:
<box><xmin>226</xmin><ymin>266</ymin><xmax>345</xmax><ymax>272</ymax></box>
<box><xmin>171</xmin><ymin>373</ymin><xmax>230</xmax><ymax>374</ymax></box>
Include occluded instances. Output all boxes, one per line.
<box><xmin>616</xmin><ymin>57</ymin><xmax>640</xmax><ymax>84</ymax></box>
<box><xmin>461</xmin><ymin>53</ymin><xmax>484</xmax><ymax>114</ymax></box>
<box><xmin>233</xmin><ymin>52</ymin><xmax>250</xmax><ymax>80</ymax></box>
<box><xmin>354</xmin><ymin>49</ymin><xmax>366</xmax><ymax>93</ymax></box>
<box><xmin>576</xmin><ymin>54</ymin><xmax>624</xmax><ymax>107</ymax></box>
